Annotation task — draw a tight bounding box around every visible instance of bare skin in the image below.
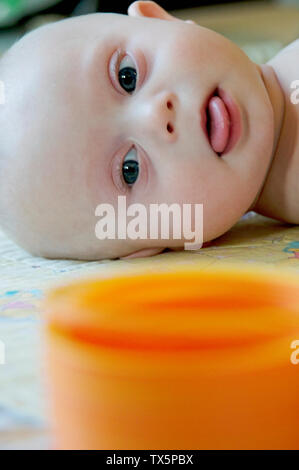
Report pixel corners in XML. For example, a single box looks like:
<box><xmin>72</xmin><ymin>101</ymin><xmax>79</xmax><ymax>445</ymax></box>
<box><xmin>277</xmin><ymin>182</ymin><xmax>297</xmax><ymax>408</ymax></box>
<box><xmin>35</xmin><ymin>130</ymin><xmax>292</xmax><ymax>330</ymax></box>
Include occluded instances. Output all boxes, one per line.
<box><xmin>251</xmin><ymin>43</ymin><xmax>299</xmax><ymax>224</ymax></box>
<box><xmin>0</xmin><ymin>1</ymin><xmax>296</xmax><ymax>260</ymax></box>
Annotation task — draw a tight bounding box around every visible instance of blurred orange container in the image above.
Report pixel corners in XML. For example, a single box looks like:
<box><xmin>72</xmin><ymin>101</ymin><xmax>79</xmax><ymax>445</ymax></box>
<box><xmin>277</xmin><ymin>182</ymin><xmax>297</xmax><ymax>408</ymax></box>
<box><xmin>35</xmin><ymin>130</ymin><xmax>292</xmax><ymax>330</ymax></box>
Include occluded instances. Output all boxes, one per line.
<box><xmin>43</xmin><ymin>265</ymin><xmax>299</xmax><ymax>449</ymax></box>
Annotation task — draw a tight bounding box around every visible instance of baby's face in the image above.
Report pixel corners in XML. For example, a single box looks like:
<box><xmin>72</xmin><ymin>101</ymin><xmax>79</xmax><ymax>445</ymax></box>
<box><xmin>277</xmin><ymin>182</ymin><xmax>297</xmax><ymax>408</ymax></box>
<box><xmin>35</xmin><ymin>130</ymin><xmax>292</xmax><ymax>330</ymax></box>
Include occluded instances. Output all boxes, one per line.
<box><xmin>0</xmin><ymin>2</ymin><xmax>274</xmax><ymax>259</ymax></box>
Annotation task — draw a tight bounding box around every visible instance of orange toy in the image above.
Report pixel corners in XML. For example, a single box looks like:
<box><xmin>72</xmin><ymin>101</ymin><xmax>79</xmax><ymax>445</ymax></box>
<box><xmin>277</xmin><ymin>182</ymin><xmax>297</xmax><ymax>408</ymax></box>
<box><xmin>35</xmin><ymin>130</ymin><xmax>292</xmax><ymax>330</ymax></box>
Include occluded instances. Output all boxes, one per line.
<box><xmin>43</xmin><ymin>265</ymin><xmax>299</xmax><ymax>449</ymax></box>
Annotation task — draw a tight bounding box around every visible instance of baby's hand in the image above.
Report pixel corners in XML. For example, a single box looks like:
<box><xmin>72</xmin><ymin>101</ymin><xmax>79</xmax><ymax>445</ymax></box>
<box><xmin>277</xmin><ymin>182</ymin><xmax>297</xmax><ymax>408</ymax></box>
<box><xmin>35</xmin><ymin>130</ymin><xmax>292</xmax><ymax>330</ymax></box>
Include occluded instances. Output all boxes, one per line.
<box><xmin>128</xmin><ymin>1</ymin><xmax>196</xmax><ymax>25</ymax></box>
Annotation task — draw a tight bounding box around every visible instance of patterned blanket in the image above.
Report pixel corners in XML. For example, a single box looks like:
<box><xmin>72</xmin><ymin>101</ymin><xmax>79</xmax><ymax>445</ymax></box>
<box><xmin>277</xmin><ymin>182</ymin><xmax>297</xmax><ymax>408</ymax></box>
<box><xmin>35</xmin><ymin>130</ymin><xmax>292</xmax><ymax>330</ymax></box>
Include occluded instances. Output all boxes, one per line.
<box><xmin>1</xmin><ymin>211</ymin><xmax>299</xmax><ymax>448</ymax></box>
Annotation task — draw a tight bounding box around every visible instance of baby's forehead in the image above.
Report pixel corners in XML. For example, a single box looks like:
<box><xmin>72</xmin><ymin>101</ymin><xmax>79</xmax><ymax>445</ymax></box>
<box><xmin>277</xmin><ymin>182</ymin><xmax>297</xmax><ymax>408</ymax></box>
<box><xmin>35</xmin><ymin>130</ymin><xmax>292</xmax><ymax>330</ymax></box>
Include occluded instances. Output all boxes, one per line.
<box><xmin>32</xmin><ymin>11</ymin><xmax>162</xmax><ymax>37</ymax></box>
<box><xmin>28</xmin><ymin>10</ymin><xmax>179</xmax><ymax>51</ymax></box>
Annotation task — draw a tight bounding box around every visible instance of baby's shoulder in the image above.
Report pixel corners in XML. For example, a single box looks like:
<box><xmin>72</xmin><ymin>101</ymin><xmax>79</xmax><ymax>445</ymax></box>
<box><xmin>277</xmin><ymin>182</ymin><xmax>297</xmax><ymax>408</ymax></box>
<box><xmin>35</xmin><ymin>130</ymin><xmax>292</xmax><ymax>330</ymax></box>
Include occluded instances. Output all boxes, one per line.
<box><xmin>268</xmin><ymin>38</ymin><xmax>299</xmax><ymax>77</ymax></box>
<box><xmin>281</xmin><ymin>38</ymin><xmax>299</xmax><ymax>54</ymax></box>
<box><xmin>269</xmin><ymin>38</ymin><xmax>299</xmax><ymax>63</ymax></box>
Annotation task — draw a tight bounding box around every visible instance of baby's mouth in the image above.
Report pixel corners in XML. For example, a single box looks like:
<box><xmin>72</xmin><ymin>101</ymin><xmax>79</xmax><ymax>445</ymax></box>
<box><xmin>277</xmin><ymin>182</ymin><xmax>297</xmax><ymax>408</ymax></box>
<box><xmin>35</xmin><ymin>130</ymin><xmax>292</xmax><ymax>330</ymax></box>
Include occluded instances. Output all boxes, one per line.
<box><xmin>205</xmin><ymin>88</ymin><xmax>231</xmax><ymax>156</ymax></box>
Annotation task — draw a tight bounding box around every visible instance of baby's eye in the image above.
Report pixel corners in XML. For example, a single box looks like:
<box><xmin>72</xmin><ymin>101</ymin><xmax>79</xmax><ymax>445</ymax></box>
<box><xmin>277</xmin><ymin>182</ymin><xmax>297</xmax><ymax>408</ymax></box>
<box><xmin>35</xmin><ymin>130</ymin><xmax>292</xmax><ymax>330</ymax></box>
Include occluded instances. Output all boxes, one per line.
<box><xmin>122</xmin><ymin>147</ymin><xmax>139</xmax><ymax>185</ymax></box>
<box><xmin>118</xmin><ymin>55</ymin><xmax>137</xmax><ymax>94</ymax></box>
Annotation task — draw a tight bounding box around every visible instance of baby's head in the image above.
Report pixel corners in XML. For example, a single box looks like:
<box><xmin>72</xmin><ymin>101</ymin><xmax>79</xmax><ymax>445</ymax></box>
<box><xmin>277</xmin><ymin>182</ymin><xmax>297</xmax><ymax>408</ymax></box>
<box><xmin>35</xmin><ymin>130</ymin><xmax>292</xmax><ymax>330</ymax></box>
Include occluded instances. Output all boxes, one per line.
<box><xmin>0</xmin><ymin>1</ymin><xmax>274</xmax><ymax>260</ymax></box>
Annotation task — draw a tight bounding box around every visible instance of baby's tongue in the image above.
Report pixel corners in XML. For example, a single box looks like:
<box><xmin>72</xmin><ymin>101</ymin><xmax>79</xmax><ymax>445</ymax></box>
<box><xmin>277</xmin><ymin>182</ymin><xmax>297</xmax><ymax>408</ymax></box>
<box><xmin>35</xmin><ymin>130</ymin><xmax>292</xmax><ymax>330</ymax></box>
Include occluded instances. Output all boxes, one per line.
<box><xmin>208</xmin><ymin>96</ymin><xmax>230</xmax><ymax>154</ymax></box>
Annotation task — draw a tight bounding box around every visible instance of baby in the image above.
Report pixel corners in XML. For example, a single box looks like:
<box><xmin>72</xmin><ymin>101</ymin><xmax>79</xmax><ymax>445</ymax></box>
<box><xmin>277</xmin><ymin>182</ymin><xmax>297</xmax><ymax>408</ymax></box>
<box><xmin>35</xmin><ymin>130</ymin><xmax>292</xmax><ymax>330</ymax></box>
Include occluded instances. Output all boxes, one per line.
<box><xmin>0</xmin><ymin>1</ymin><xmax>297</xmax><ymax>260</ymax></box>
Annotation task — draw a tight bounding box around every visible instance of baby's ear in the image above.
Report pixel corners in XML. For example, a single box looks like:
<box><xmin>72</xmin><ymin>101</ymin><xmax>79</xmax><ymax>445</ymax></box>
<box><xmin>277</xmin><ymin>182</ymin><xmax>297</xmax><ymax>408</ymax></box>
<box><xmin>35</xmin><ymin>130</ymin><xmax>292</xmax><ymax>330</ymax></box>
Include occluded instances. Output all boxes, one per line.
<box><xmin>127</xmin><ymin>1</ymin><xmax>196</xmax><ymax>24</ymax></box>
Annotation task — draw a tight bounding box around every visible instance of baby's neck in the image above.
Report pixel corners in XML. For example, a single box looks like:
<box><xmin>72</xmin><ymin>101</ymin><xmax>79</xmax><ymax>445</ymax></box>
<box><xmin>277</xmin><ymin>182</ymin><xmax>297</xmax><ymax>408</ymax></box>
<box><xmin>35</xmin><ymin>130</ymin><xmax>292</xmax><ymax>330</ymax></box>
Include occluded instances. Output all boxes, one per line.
<box><xmin>248</xmin><ymin>63</ymin><xmax>285</xmax><ymax>215</ymax></box>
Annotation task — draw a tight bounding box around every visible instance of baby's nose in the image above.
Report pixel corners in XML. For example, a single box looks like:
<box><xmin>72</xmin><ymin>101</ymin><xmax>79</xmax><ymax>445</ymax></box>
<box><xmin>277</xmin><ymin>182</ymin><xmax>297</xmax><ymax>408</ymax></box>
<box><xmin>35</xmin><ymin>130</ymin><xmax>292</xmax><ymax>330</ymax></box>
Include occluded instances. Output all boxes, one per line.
<box><xmin>134</xmin><ymin>91</ymin><xmax>178</xmax><ymax>143</ymax></box>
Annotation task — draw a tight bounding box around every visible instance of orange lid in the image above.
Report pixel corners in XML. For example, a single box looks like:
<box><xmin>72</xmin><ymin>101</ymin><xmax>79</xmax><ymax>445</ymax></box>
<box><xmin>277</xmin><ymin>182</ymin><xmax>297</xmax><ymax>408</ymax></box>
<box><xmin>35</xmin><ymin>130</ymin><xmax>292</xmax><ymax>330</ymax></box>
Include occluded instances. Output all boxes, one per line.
<box><xmin>44</xmin><ymin>264</ymin><xmax>299</xmax><ymax>358</ymax></box>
